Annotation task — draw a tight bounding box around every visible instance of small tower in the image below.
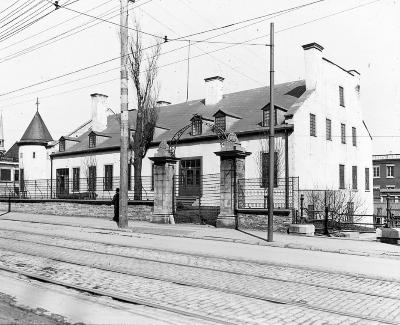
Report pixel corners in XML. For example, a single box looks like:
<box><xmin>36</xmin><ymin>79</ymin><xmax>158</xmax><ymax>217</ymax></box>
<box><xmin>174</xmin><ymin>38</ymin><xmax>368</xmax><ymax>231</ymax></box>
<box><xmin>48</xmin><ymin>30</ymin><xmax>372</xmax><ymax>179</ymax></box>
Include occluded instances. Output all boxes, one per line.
<box><xmin>18</xmin><ymin>99</ymin><xmax>53</xmax><ymax>180</ymax></box>
<box><xmin>0</xmin><ymin>112</ymin><xmax>5</xmax><ymax>155</ymax></box>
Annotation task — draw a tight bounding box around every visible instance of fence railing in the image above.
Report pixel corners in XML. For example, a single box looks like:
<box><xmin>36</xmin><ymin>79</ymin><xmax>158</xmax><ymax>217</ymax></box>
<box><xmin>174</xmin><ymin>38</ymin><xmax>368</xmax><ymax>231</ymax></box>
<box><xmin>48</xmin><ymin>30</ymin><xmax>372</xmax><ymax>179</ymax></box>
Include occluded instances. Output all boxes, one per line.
<box><xmin>237</xmin><ymin>177</ymin><xmax>299</xmax><ymax>209</ymax></box>
<box><xmin>0</xmin><ymin>177</ymin><xmax>154</xmax><ymax>201</ymax></box>
<box><xmin>173</xmin><ymin>173</ymin><xmax>220</xmax><ymax>225</ymax></box>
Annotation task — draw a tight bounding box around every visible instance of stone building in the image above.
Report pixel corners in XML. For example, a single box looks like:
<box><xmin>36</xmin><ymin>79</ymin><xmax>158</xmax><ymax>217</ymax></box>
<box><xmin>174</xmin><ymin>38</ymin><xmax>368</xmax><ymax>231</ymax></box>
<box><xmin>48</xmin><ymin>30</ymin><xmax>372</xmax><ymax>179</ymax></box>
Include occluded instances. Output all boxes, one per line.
<box><xmin>17</xmin><ymin>42</ymin><xmax>373</xmax><ymax>214</ymax></box>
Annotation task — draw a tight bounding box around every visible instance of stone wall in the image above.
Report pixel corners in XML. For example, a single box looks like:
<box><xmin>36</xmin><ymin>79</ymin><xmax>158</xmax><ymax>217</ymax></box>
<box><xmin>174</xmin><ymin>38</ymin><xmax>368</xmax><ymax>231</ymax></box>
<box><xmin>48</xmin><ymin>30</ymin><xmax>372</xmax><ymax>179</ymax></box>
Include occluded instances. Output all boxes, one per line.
<box><xmin>238</xmin><ymin>211</ymin><xmax>293</xmax><ymax>232</ymax></box>
<box><xmin>0</xmin><ymin>199</ymin><xmax>153</xmax><ymax>221</ymax></box>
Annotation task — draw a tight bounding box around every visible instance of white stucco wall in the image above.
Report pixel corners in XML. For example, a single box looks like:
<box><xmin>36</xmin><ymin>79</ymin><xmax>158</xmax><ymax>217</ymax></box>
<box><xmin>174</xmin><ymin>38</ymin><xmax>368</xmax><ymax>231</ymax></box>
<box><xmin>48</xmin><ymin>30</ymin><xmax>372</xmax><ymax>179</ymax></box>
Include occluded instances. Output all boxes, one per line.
<box><xmin>19</xmin><ymin>145</ymin><xmax>51</xmax><ymax>180</ymax></box>
<box><xmin>288</xmin><ymin>59</ymin><xmax>373</xmax><ymax>214</ymax></box>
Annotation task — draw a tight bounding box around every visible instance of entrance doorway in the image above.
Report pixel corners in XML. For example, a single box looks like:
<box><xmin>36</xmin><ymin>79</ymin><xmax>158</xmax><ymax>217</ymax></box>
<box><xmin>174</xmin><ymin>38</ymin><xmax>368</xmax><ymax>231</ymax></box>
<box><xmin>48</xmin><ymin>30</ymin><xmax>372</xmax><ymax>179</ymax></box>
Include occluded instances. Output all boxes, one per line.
<box><xmin>179</xmin><ymin>158</ymin><xmax>201</xmax><ymax>196</ymax></box>
<box><xmin>56</xmin><ymin>168</ymin><xmax>69</xmax><ymax>197</ymax></box>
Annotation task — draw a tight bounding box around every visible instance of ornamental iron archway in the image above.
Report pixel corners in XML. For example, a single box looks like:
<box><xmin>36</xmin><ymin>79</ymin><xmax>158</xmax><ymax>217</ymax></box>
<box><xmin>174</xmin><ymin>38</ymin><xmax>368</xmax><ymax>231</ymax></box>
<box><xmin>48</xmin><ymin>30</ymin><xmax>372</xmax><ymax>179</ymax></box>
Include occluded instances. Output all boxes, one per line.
<box><xmin>168</xmin><ymin>114</ymin><xmax>228</xmax><ymax>157</ymax></box>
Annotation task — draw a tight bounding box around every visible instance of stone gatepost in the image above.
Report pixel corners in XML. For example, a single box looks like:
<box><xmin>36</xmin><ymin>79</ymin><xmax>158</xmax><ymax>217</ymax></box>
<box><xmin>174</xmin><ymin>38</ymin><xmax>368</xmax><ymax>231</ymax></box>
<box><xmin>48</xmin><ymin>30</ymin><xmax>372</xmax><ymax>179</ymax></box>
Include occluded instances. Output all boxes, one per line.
<box><xmin>149</xmin><ymin>141</ymin><xmax>179</xmax><ymax>224</ymax></box>
<box><xmin>214</xmin><ymin>133</ymin><xmax>251</xmax><ymax>228</ymax></box>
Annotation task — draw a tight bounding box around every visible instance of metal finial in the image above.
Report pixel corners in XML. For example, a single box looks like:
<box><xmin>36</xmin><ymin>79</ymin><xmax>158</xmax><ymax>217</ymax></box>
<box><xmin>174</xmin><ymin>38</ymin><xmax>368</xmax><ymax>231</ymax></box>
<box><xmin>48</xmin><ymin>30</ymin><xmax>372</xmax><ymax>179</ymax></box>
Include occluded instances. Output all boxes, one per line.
<box><xmin>36</xmin><ymin>98</ymin><xmax>40</xmax><ymax>112</ymax></box>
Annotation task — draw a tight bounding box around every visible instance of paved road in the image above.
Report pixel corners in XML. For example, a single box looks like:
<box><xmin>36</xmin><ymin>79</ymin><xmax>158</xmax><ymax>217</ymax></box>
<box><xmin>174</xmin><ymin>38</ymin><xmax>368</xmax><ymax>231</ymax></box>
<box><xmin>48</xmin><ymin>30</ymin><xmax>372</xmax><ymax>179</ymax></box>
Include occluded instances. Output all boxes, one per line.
<box><xmin>0</xmin><ymin>220</ymin><xmax>399</xmax><ymax>324</ymax></box>
<box><xmin>0</xmin><ymin>292</ymin><xmax>68</xmax><ymax>325</ymax></box>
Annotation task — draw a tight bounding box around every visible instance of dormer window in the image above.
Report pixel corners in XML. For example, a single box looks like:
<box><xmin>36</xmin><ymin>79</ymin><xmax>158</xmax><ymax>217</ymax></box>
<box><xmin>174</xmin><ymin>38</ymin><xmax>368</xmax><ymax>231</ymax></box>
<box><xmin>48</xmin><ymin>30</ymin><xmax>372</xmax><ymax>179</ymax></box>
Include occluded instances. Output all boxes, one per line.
<box><xmin>89</xmin><ymin>134</ymin><xmax>96</xmax><ymax>148</ymax></box>
<box><xmin>215</xmin><ymin>115</ymin><xmax>226</xmax><ymax>131</ymax></box>
<box><xmin>191</xmin><ymin>116</ymin><xmax>202</xmax><ymax>136</ymax></box>
<box><xmin>59</xmin><ymin>140</ymin><xmax>65</xmax><ymax>152</ymax></box>
<box><xmin>263</xmin><ymin>108</ymin><xmax>277</xmax><ymax>127</ymax></box>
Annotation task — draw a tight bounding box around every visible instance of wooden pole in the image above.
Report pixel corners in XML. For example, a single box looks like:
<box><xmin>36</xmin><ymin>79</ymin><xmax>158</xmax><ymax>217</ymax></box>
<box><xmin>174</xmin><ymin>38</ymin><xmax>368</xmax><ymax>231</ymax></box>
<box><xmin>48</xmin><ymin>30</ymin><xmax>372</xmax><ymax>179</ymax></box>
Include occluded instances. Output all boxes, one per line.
<box><xmin>186</xmin><ymin>40</ymin><xmax>191</xmax><ymax>102</ymax></box>
<box><xmin>267</xmin><ymin>22</ymin><xmax>275</xmax><ymax>242</ymax></box>
<box><xmin>119</xmin><ymin>0</ymin><xmax>129</xmax><ymax>228</ymax></box>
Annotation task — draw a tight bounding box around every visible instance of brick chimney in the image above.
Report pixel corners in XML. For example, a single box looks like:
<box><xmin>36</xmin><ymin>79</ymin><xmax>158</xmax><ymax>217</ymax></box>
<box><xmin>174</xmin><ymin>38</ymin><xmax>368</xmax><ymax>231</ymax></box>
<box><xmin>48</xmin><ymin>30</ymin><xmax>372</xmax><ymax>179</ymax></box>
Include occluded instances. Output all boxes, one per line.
<box><xmin>204</xmin><ymin>76</ymin><xmax>224</xmax><ymax>106</ymax></box>
<box><xmin>302</xmin><ymin>42</ymin><xmax>324</xmax><ymax>90</ymax></box>
<box><xmin>91</xmin><ymin>93</ymin><xmax>109</xmax><ymax>132</ymax></box>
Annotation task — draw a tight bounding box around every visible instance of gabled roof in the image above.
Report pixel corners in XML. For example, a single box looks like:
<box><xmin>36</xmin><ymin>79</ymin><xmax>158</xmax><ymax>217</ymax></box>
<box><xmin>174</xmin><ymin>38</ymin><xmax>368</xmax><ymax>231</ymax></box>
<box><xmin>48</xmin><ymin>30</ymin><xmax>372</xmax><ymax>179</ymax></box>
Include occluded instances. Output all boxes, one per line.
<box><xmin>4</xmin><ymin>142</ymin><xmax>19</xmax><ymax>161</ymax></box>
<box><xmin>60</xmin><ymin>136</ymin><xmax>80</xmax><ymax>142</ymax></box>
<box><xmin>89</xmin><ymin>131</ymin><xmax>112</xmax><ymax>138</ymax></box>
<box><xmin>53</xmin><ymin>80</ymin><xmax>306</xmax><ymax>156</ymax></box>
<box><xmin>19</xmin><ymin>111</ymin><xmax>53</xmax><ymax>145</ymax></box>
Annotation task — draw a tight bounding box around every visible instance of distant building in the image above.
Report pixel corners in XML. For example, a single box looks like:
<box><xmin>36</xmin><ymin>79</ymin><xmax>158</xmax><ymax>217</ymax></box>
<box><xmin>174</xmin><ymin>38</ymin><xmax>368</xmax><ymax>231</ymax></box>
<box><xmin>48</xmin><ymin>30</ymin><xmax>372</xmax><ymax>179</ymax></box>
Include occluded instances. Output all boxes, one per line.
<box><xmin>0</xmin><ymin>113</ymin><xmax>19</xmax><ymax>196</ymax></box>
<box><xmin>372</xmin><ymin>154</ymin><xmax>400</xmax><ymax>201</ymax></box>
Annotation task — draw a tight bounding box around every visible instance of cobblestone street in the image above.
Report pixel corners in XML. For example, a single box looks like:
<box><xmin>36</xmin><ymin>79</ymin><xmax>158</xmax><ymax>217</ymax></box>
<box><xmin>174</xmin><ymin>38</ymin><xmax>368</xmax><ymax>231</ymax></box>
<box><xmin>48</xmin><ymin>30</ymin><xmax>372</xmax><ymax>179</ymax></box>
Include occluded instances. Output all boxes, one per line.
<box><xmin>0</xmin><ymin>215</ymin><xmax>400</xmax><ymax>324</ymax></box>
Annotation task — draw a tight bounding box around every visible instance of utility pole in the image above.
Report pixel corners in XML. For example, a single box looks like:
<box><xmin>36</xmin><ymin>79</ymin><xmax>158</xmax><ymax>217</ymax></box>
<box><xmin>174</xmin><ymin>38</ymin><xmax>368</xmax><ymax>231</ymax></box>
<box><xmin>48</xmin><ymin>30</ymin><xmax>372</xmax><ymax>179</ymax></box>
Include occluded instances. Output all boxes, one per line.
<box><xmin>119</xmin><ymin>0</ymin><xmax>129</xmax><ymax>228</ymax></box>
<box><xmin>186</xmin><ymin>40</ymin><xmax>191</xmax><ymax>102</ymax></box>
<box><xmin>267</xmin><ymin>22</ymin><xmax>275</xmax><ymax>242</ymax></box>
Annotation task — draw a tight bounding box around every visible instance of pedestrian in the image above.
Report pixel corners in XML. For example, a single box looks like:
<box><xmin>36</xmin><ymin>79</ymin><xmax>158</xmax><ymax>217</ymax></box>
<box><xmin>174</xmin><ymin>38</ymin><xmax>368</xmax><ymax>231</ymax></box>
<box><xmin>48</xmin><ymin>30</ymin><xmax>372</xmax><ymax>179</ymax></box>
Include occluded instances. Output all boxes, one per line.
<box><xmin>111</xmin><ymin>188</ymin><xmax>119</xmax><ymax>224</ymax></box>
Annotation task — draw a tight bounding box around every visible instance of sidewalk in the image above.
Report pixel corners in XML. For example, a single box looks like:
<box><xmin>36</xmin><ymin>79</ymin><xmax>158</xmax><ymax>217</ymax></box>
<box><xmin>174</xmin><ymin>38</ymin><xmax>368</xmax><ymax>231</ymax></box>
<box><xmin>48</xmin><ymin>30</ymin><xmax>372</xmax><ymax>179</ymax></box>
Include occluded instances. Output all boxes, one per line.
<box><xmin>2</xmin><ymin>212</ymin><xmax>400</xmax><ymax>260</ymax></box>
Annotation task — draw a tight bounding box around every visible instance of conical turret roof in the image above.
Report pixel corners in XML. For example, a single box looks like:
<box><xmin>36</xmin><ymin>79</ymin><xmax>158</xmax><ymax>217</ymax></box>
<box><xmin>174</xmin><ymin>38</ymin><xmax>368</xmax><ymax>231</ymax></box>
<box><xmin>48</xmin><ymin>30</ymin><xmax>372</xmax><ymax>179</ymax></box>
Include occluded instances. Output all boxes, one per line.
<box><xmin>19</xmin><ymin>111</ymin><xmax>53</xmax><ymax>145</ymax></box>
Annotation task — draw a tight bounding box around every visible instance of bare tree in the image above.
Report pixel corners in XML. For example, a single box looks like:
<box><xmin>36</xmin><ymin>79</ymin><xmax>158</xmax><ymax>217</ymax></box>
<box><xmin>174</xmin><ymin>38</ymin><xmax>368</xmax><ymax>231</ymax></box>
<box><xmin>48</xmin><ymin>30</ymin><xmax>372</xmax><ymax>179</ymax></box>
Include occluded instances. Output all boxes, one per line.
<box><xmin>302</xmin><ymin>187</ymin><xmax>366</xmax><ymax>225</ymax></box>
<box><xmin>81</xmin><ymin>155</ymin><xmax>97</xmax><ymax>194</ymax></box>
<box><xmin>127</xmin><ymin>21</ymin><xmax>160</xmax><ymax>200</ymax></box>
<box><xmin>255</xmin><ymin>136</ymin><xmax>285</xmax><ymax>182</ymax></box>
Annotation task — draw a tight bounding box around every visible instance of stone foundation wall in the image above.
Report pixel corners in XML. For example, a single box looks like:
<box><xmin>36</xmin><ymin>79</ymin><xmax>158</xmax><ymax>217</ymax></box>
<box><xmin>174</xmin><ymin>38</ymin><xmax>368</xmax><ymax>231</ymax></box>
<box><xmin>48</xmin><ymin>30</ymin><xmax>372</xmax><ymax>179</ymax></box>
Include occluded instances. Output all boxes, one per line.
<box><xmin>0</xmin><ymin>199</ymin><xmax>153</xmax><ymax>221</ymax></box>
<box><xmin>238</xmin><ymin>213</ymin><xmax>293</xmax><ymax>232</ymax></box>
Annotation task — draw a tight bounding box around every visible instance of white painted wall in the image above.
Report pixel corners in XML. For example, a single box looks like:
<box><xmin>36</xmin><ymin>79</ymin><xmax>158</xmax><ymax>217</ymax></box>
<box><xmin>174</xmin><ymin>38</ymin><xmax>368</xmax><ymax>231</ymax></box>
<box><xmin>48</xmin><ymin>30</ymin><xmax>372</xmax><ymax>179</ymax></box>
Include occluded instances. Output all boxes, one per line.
<box><xmin>19</xmin><ymin>145</ymin><xmax>50</xmax><ymax>180</ymax></box>
<box><xmin>288</xmin><ymin>56</ymin><xmax>373</xmax><ymax>214</ymax></box>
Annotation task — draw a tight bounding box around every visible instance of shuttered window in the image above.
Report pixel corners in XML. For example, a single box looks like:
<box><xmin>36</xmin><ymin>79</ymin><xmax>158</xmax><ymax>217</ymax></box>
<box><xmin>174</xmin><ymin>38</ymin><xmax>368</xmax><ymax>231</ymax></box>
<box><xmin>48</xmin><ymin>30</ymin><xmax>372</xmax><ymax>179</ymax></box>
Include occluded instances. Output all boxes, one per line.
<box><xmin>261</xmin><ymin>152</ymin><xmax>278</xmax><ymax>188</ymax></box>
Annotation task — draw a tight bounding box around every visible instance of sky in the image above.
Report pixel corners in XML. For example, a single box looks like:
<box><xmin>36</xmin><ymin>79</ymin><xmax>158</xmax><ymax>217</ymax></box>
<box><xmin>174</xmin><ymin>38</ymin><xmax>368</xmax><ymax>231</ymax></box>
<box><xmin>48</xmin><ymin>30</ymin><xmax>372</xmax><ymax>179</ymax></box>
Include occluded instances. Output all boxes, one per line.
<box><xmin>0</xmin><ymin>0</ymin><xmax>399</xmax><ymax>154</ymax></box>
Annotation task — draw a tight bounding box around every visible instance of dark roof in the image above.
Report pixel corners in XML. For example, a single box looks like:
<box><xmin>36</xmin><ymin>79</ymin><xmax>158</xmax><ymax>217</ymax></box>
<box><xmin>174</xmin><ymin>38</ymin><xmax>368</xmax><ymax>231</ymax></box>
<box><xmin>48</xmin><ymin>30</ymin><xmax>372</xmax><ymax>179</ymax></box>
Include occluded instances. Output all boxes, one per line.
<box><xmin>53</xmin><ymin>80</ymin><xmax>306</xmax><ymax>156</ymax></box>
<box><xmin>3</xmin><ymin>142</ymin><xmax>19</xmax><ymax>161</ymax></box>
<box><xmin>89</xmin><ymin>131</ymin><xmax>112</xmax><ymax>138</ymax></box>
<box><xmin>60</xmin><ymin>136</ymin><xmax>80</xmax><ymax>142</ymax></box>
<box><xmin>19</xmin><ymin>111</ymin><xmax>53</xmax><ymax>145</ymax></box>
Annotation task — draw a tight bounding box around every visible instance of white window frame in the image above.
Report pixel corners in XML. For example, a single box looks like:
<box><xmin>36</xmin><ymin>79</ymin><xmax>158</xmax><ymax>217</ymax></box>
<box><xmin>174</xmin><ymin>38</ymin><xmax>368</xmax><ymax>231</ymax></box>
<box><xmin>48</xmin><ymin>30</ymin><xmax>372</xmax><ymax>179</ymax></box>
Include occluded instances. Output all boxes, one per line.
<box><xmin>386</xmin><ymin>165</ymin><xmax>394</xmax><ymax>178</ymax></box>
<box><xmin>373</xmin><ymin>166</ymin><xmax>380</xmax><ymax>178</ymax></box>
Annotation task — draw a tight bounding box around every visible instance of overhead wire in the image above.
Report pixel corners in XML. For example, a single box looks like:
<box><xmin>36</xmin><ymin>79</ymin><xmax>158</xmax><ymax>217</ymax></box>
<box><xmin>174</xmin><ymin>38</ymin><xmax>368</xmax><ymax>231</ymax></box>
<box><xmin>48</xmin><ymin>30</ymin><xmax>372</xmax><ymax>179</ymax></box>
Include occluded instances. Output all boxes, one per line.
<box><xmin>0</xmin><ymin>2</ymin><xmax>54</xmax><ymax>43</ymax></box>
<box><xmin>0</xmin><ymin>0</ymin><xmax>379</xmax><ymax>101</ymax></box>
<box><xmin>0</xmin><ymin>0</ymin><xmax>114</xmax><ymax>53</ymax></box>
<box><xmin>43</xmin><ymin>0</ymin><xmax>162</xmax><ymax>39</ymax></box>
<box><xmin>0</xmin><ymin>0</ymin><xmax>35</xmax><ymax>26</ymax></box>
<box><xmin>0</xmin><ymin>0</ymin><xmax>153</xmax><ymax>63</ymax></box>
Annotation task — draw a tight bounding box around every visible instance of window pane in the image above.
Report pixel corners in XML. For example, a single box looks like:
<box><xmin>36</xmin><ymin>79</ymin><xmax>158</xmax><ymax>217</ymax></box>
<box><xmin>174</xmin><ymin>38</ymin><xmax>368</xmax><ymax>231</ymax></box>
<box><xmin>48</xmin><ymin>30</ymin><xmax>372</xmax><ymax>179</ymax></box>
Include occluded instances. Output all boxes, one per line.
<box><xmin>310</xmin><ymin>114</ymin><xmax>316</xmax><ymax>137</ymax></box>
<box><xmin>326</xmin><ymin>119</ymin><xmax>332</xmax><ymax>140</ymax></box>
<box><xmin>352</xmin><ymin>166</ymin><xmax>357</xmax><ymax>190</ymax></box>
<box><xmin>365</xmin><ymin>168</ymin><xmax>370</xmax><ymax>191</ymax></box>
<box><xmin>339</xmin><ymin>86</ymin><xmax>345</xmax><ymax>107</ymax></box>
<box><xmin>339</xmin><ymin>164</ymin><xmax>345</xmax><ymax>189</ymax></box>
<box><xmin>352</xmin><ymin>127</ymin><xmax>357</xmax><ymax>146</ymax></box>
<box><xmin>341</xmin><ymin>124</ymin><xmax>346</xmax><ymax>144</ymax></box>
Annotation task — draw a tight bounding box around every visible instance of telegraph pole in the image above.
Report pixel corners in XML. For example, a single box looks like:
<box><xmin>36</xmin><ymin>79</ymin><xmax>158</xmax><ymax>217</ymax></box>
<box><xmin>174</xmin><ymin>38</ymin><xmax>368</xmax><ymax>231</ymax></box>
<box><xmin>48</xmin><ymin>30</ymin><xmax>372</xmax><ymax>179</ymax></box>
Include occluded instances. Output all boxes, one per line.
<box><xmin>267</xmin><ymin>22</ymin><xmax>275</xmax><ymax>242</ymax></box>
<box><xmin>119</xmin><ymin>0</ymin><xmax>129</xmax><ymax>228</ymax></box>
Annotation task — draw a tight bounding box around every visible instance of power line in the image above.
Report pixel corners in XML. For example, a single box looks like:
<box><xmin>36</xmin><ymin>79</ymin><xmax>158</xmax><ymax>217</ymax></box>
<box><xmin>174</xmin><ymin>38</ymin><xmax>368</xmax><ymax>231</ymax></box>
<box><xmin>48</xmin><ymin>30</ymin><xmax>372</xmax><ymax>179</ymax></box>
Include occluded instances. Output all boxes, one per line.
<box><xmin>0</xmin><ymin>2</ymin><xmax>54</xmax><ymax>43</ymax></box>
<box><xmin>0</xmin><ymin>0</ymin><xmax>372</xmax><ymax>99</ymax></box>
<box><xmin>0</xmin><ymin>0</ymin><xmax>153</xmax><ymax>63</ymax></box>
<box><xmin>44</xmin><ymin>0</ymin><xmax>162</xmax><ymax>39</ymax></box>
<box><xmin>0</xmin><ymin>0</ymin><xmax>114</xmax><ymax>53</ymax></box>
<box><xmin>0</xmin><ymin>0</ymin><xmax>34</xmax><ymax>26</ymax></box>
<box><xmin>0</xmin><ymin>0</ymin><xmax>24</xmax><ymax>24</ymax></box>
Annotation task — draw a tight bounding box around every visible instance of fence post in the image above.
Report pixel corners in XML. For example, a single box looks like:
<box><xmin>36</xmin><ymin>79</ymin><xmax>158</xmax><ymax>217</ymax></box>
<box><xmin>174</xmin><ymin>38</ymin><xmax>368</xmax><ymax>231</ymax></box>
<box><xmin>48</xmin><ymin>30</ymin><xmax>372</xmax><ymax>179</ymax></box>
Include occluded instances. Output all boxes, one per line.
<box><xmin>8</xmin><ymin>195</ymin><xmax>11</xmax><ymax>213</ymax></box>
<box><xmin>149</xmin><ymin>141</ymin><xmax>179</xmax><ymax>224</ymax></box>
<box><xmin>324</xmin><ymin>205</ymin><xmax>329</xmax><ymax>236</ymax></box>
<box><xmin>214</xmin><ymin>134</ymin><xmax>251</xmax><ymax>229</ymax></box>
<box><xmin>300</xmin><ymin>194</ymin><xmax>304</xmax><ymax>220</ymax></box>
<box><xmin>386</xmin><ymin>195</ymin><xmax>391</xmax><ymax>227</ymax></box>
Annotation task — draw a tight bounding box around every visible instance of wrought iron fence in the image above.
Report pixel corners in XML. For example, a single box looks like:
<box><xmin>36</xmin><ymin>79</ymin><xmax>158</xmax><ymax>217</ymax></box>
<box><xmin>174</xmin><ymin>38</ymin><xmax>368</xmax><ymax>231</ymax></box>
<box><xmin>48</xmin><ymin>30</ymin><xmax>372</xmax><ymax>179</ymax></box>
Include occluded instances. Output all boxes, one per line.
<box><xmin>173</xmin><ymin>173</ymin><xmax>220</xmax><ymax>225</ymax></box>
<box><xmin>0</xmin><ymin>177</ymin><xmax>154</xmax><ymax>201</ymax></box>
<box><xmin>237</xmin><ymin>177</ymin><xmax>299</xmax><ymax>209</ymax></box>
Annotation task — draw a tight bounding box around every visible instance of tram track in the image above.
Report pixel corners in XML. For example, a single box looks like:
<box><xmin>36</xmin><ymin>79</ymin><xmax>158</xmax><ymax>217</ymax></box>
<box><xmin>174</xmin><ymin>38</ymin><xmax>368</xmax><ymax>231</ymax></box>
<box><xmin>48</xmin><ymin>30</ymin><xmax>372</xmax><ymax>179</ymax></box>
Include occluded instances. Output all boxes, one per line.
<box><xmin>0</xmin><ymin>228</ymin><xmax>398</xmax><ymax>324</ymax></box>
<box><xmin>0</xmin><ymin>226</ymin><xmax>399</xmax><ymax>299</ymax></box>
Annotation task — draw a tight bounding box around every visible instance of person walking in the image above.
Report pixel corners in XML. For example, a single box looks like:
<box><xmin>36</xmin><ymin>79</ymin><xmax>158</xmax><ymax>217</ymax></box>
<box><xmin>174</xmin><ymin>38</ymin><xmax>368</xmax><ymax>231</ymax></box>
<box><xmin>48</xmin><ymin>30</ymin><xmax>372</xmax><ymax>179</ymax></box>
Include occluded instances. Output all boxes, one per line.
<box><xmin>112</xmin><ymin>188</ymin><xmax>119</xmax><ymax>224</ymax></box>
